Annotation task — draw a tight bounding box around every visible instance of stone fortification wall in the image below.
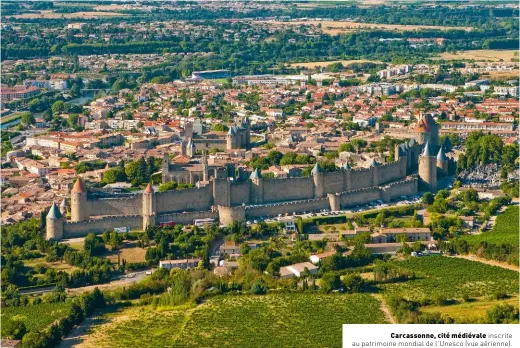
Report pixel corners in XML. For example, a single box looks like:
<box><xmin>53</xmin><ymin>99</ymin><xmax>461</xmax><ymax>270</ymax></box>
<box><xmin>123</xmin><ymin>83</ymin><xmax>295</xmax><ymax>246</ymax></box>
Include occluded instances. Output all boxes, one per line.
<box><xmin>322</xmin><ymin>170</ymin><xmax>345</xmax><ymax>194</ymax></box>
<box><xmin>63</xmin><ymin>215</ymin><xmax>142</xmax><ymax>237</ymax></box>
<box><xmin>381</xmin><ymin>176</ymin><xmax>418</xmax><ymax>201</ymax></box>
<box><xmin>218</xmin><ymin>205</ymin><xmax>246</xmax><ymax>225</ymax></box>
<box><xmin>230</xmin><ymin>181</ymin><xmax>251</xmax><ymax>205</ymax></box>
<box><xmin>245</xmin><ymin>198</ymin><xmax>329</xmax><ymax>218</ymax></box>
<box><xmin>349</xmin><ymin>168</ymin><xmax>374</xmax><ymax>190</ymax></box>
<box><xmin>377</xmin><ymin>159</ymin><xmax>406</xmax><ymax>184</ymax></box>
<box><xmin>262</xmin><ymin>177</ymin><xmax>314</xmax><ymax>203</ymax></box>
<box><xmin>157</xmin><ymin>210</ymin><xmax>219</xmax><ymax>225</ymax></box>
<box><xmin>331</xmin><ymin>176</ymin><xmax>418</xmax><ymax>210</ymax></box>
<box><xmin>156</xmin><ymin>185</ymin><xmax>213</xmax><ymax>213</ymax></box>
<box><xmin>87</xmin><ymin>196</ymin><xmax>142</xmax><ymax>216</ymax></box>
<box><xmin>338</xmin><ymin>187</ymin><xmax>382</xmax><ymax>208</ymax></box>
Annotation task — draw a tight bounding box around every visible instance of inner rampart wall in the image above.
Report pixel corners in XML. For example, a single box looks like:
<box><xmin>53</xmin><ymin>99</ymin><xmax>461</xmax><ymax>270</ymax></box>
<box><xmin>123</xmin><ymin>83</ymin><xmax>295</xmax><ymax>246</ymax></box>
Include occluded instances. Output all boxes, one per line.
<box><xmin>322</xmin><ymin>171</ymin><xmax>345</xmax><ymax>194</ymax></box>
<box><xmin>378</xmin><ymin>159</ymin><xmax>406</xmax><ymax>184</ymax></box>
<box><xmin>230</xmin><ymin>181</ymin><xmax>251</xmax><ymax>205</ymax></box>
<box><xmin>156</xmin><ymin>186</ymin><xmax>213</xmax><ymax>213</ymax></box>
<box><xmin>87</xmin><ymin>196</ymin><xmax>142</xmax><ymax>216</ymax></box>
<box><xmin>350</xmin><ymin>168</ymin><xmax>374</xmax><ymax>190</ymax></box>
<box><xmin>262</xmin><ymin>177</ymin><xmax>314</xmax><ymax>203</ymax></box>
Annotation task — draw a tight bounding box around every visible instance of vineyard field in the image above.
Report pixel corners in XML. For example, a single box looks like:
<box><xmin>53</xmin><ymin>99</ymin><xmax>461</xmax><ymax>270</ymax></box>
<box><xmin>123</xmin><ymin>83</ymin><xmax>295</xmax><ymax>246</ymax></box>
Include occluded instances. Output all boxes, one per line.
<box><xmin>1</xmin><ymin>301</ymin><xmax>72</xmax><ymax>335</ymax></box>
<box><xmin>379</xmin><ymin>255</ymin><xmax>519</xmax><ymax>301</ymax></box>
<box><xmin>79</xmin><ymin>293</ymin><xmax>386</xmax><ymax>348</ymax></box>
<box><xmin>461</xmin><ymin>206</ymin><xmax>519</xmax><ymax>246</ymax></box>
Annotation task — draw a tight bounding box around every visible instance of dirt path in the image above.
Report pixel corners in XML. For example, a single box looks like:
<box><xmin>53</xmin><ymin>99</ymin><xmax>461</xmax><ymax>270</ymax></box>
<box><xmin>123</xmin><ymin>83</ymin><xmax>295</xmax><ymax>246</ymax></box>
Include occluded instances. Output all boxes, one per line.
<box><xmin>58</xmin><ymin>310</ymin><xmax>109</xmax><ymax>348</ymax></box>
<box><xmin>66</xmin><ymin>271</ymin><xmax>146</xmax><ymax>296</ymax></box>
<box><xmin>371</xmin><ymin>293</ymin><xmax>396</xmax><ymax>324</ymax></box>
<box><xmin>451</xmin><ymin>255</ymin><xmax>519</xmax><ymax>272</ymax></box>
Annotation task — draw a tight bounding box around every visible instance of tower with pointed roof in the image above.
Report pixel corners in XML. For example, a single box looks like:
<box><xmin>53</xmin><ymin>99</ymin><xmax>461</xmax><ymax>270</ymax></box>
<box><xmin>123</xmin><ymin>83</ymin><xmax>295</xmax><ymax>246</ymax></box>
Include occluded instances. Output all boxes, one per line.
<box><xmin>414</xmin><ymin>114</ymin><xmax>439</xmax><ymax>150</ymax></box>
<box><xmin>71</xmin><ymin>177</ymin><xmax>88</xmax><ymax>222</ymax></box>
<box><xmin>249</xmin><ymin>167</ymin><xmax>264</xmax><ymax>204</ymax></box>
<box><xmin>142</xmin><ymin>182</ymin><xmax>156</xmax><ymax>229</ymax></box>
<box><xmin>436</xmin><ymin>146</ymin><xmax>449</xmax><ymax>177</ymax></box>
<box><xmin>311</xmin><ymin>163</ymin><xmax>324</xmax><ymax>198</ymax></box>
<box><xmin>46</xmin><ymin>202</ymin><xmax>64</xmax><ymax>240</ymax></box>
<box><xmin>419</xmin><ymin>141</ymin><xmax>437</xmax><ymax>192</ymax></box>
<box><xmin>60</xmin><ymin>197</ymin><xmax>67</xmax><ymax>215</ymax></box>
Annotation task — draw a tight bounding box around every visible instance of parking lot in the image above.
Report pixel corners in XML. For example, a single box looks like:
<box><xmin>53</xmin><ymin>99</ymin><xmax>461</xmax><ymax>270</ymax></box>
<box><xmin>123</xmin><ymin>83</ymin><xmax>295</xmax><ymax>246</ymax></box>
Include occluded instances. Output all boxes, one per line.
<box><xmin>246</xmin><ymin>194</ymin><xmax>423</xmax><ymax>225</ymax></box>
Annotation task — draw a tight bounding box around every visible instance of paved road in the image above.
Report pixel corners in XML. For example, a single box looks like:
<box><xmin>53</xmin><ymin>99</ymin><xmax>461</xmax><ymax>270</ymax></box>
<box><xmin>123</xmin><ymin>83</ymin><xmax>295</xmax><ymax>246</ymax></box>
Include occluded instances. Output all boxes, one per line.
<box><xmin>66</xmin><ymin>271</ymin><xmax>147</xmax><ymax>295</ymax></box>
<box><xmin>259</xmin><ymin>197</ymin><xmax>422</xmax><ymax>224</ymax></box>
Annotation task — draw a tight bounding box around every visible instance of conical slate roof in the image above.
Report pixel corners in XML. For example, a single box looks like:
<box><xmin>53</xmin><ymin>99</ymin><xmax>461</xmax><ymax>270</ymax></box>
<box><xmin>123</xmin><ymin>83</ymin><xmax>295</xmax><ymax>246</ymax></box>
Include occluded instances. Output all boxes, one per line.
<box><xmin>72</xmin><ymin>177</ymin><xmax>86</xmax><ymax>193</ymax></box>
<box><xmin>342</xmin><ymin>161</ymin><xmax>352</xmax><ymax>170</ymax></box>
<box><xmin>442</xmin><ymin>136</ymin><xmax>452</xmax><ymax>152</ymax></box>
<box><xmin>408</xmin><ymin>138</ymin><xmax>416</xmax><ymax>147</ymax></box>
<box><xmin>437</xmin><ymin>147</ymin><xmax>448</xmax><ymax>161</ymax></box>
<box><xmin>250</xmin><ymin>167</ymin><xmax>262</xmax><ymax>180</ymax></box>
<box><xmin>311</xmin><ymin>163</ymin><xmax>322</xmax><ymax>175</ymax></box>
<box><xmin>60</xmin><ymin>198</ymin><xmax>67</xmax><ymax>209</ymax></box>
<box><xmin>47</xmin><ymin>202</ymin><xmax>63</xmax><ymax>220</ymax></box>
<box><xmin>422</xmin><ymin>141</ymin><xmax>434</xmax><ymax>157</ymax></box>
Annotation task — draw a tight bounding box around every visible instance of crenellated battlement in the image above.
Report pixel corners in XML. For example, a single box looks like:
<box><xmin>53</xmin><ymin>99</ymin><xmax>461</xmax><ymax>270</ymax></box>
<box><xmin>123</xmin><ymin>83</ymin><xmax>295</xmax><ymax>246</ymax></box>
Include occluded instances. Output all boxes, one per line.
<box><xmin>382</xmin><ymin>175</ymin><xmax>418</xmax><ymax>189</ymax></box>
<box><xmin>245</xmin><ymin>196</ymin><xmax>328</xmax><ymax>210</ymax></box>
<box><xmin>50</xmin><ymin>154</ymin><xmax>419</xmax><ymax>240</ymax></box>
<box><xmin>333</xmin><ymin>185</ymin><xmax>380</xmax><ymax>196</ymax></box>
<box><xmin>65</xmin><ymin>214</ymin><xmax>142</xmax><ymax>225</ymax></box>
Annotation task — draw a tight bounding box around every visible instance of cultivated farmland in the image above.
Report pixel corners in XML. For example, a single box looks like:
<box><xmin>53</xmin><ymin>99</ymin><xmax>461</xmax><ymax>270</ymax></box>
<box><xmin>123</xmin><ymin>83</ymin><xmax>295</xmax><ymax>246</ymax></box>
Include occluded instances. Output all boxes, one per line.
<box><xmin>79</xmin><ymin>293</ymin><xmax>386</xmax><ymax>348</ymax></box>
<box><xmin>1</xmin><ymin>301</ymin><xmax>72</xmax><ymax>336</ymax></box>
<box><xmin>379</xmin><ymin>255</ymin><xmax>519</xmax><ymax>301</ymax></box>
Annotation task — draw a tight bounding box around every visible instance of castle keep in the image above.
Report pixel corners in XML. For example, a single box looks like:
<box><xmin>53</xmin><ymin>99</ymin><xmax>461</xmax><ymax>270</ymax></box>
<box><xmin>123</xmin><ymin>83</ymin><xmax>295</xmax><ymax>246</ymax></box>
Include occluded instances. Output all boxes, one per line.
<box><xmin>47</xmin><ymin>115</ymin><xmax>450</xmax><ymax>240</ymax></box>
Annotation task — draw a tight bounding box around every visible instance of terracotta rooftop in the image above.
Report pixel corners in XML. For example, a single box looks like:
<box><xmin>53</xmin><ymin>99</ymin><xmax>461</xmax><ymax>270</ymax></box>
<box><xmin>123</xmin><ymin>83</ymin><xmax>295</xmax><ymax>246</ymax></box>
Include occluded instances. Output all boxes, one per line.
<box><xmin>72</xmin><ymin>177</ymin><xmax>86</xmax><ymax>193</ymax></box>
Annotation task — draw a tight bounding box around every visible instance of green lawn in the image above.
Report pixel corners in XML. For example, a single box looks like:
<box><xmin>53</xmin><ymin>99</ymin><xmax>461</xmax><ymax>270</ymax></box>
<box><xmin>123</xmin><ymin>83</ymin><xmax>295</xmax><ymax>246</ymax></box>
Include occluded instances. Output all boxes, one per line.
<box><xmin>82</xmin><ymin>293</ymin><xmax>386</xmax><ymax>348</ymax></box>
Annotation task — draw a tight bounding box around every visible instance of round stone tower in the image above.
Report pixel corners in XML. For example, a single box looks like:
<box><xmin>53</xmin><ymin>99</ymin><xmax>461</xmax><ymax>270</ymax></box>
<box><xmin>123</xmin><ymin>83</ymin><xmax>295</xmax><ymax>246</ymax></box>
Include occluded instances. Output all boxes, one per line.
<box><xmin>142</xmin><ymin>182</ymin><xmax>156</xmax><ymax>229</ymax></box>
<box><xmin>46</xmin><ymin>201</ymin><xmax>64</xmax><ymax>240</ymax></box>
<box><xmin>418</xmin><ymin>141</ymin><xmax>437</xmax><ymax>192</ymax></box>
<box><xmin>311</xmin><ymin>163</ymin><xmax>324</xmax><ymax>198</ymax></box>
<box><xmin>249</xmin><ymin>168</ymin><xmax>264</xmax><ymax>204</ymax></box>
<box><xmin>226</xmin><ymin>127</ymin><xmax>236</xmax><ymax>150</ymax></box>
<box><xmin>71</xmin><ymin>177</ymin><xmax>88</xmax><ymax>222</ymax></box>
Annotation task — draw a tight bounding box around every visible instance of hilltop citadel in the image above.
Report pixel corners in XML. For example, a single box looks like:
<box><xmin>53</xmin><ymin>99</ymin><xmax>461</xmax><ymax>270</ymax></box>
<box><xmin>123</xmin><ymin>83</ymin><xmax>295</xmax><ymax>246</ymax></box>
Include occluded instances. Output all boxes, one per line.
<box><xmin>46</xmin><ymin>115</ymin><xmax>452</xmax><ymax>240</ymax></box>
